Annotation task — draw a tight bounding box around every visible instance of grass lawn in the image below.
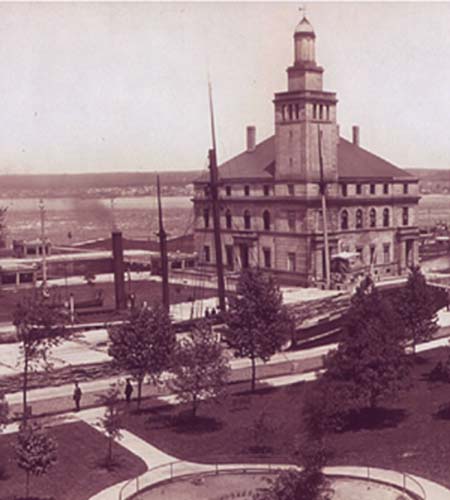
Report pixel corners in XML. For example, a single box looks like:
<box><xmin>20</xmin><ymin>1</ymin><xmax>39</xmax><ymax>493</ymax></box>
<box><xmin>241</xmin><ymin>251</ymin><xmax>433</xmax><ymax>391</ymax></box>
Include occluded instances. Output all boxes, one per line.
<box><xmin>0</xmin><ymin>421</ymin><xmax>146</xmax><ymax>500</ymax></box>
<box><xmin>121</xmin><ymin>346</ymin><xmax>450</xmax><ymax>489</ymax></box>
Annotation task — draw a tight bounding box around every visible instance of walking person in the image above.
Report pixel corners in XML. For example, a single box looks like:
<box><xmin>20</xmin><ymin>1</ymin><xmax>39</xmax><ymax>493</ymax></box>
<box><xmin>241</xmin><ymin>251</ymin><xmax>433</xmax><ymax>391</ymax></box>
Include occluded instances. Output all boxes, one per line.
<box><xmin>73</xmin><ymin>381</ymin><xmax>82</xmax><ymax>412</ymax></box>
<box><xmin>125</xmin><ymin>379</ymin><xmax>133</xmax><ymax>404</ymax></box>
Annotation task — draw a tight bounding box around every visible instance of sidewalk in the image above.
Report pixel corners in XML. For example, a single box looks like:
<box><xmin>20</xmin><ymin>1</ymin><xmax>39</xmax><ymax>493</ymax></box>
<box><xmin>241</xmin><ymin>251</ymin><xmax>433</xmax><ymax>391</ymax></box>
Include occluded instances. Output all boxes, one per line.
<box><xmin>6</xmin><ymin>331</ymin><xmax>450</xmax><ymax>420</ymax></box>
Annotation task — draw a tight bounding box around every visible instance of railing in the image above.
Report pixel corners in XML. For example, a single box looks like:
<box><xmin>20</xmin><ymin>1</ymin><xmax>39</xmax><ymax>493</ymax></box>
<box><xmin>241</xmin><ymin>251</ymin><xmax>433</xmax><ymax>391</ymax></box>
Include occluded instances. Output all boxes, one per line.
<box><xmin>118</xmin><ymin>460</ymin><xmax>294</xmax><ymax>500</ymax></box>
<box><xmin>118</xmin><ymin>461</ymin><xmax>427</xmax><ymax>500</ymax></box>
<box><xmin>324</xmin><ymin>465</ymin><xmax>427</xmax><ymax>500</ymax></box>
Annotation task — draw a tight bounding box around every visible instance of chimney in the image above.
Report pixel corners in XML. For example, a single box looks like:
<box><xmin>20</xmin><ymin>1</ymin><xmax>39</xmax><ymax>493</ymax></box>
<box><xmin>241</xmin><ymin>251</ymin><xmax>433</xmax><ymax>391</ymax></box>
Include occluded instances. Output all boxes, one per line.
<box><xmin>112</xmin><ymin>230</ymin><xmax>126</xmax><ymax>310</ymax></box>
<box><xmin>352</xmin><ymin>125</ymin><xmax>360</xmax><ymax>147</ymax></box>
<box><xmin>246</xmin><ymin>126</ymin><xmax>256</xmax><ymax>153</ymax></box>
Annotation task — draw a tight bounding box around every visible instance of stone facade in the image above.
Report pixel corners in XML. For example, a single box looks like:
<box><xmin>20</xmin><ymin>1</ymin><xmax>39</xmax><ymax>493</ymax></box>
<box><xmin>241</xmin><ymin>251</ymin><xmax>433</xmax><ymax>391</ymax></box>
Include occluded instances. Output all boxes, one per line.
<box><xmin>192</xmin><ymin>17</ymin><xmax>420</xmax><ymax>288</ymax></box>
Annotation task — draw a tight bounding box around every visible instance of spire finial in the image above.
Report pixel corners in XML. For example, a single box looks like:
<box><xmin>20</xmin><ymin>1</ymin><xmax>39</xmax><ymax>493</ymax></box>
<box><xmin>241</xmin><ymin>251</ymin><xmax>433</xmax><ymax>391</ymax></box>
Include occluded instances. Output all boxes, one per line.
<box><xmin>298</xmin><ymin>4</ymin><xmax>307</xmax><ymax>18</ymax></box>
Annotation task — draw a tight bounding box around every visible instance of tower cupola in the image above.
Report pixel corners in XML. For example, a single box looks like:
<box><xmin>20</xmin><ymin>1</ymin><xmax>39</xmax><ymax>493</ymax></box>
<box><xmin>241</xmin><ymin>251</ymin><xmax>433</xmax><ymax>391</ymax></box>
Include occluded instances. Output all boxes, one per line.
<box><xmin>287</xmin><ymin>16</ymin><xmax>323</xmax><ymax>92</ymax></box>
<box><xmin>294</xmin><ymin>17</ymin><xmax>316</xmax><ymax>65</ymax></box>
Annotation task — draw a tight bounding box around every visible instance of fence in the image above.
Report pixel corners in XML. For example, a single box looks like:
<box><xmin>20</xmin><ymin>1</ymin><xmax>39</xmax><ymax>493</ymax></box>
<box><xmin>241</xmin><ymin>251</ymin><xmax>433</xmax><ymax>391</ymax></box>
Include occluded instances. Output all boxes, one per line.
<box><xmin>118</xmin><ymin>461</ymin><xmax>427</xmax><ymax>500</ymax></box>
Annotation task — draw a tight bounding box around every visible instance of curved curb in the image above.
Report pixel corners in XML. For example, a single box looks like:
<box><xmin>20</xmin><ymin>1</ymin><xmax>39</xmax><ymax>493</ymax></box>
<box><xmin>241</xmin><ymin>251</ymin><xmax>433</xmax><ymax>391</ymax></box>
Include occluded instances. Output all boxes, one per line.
<box><xmin>90</xmin><ymin>462</ymin><xmax>450</xmax><ymax>500</ymax></box>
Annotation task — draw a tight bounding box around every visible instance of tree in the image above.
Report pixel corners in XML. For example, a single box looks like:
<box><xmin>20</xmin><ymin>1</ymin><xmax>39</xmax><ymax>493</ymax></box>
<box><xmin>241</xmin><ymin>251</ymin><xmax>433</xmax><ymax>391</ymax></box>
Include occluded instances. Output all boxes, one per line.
<box><xmin>169</xmin><ymin>322</ymin><xmax>230</xmax><ymax>417</ymax></box>
<box><xmin>255</xmin><ymin>439</ymin><xmax>332</xmax><ymax>500</ymax></box>
<box><xmin>97</xmin><ymin>384</ymin><xmax>122</xmax><ymax>467</ymax></box>
<box><xmin>13</xmin><ymin>293</ymin><xmax>68</xmax><ymax>423</ymax></box>
<box><xmin>15</xmin><ymin>422</ymin><xmax>58</xmax><ymax>499</ymax></box>
<box><xmin>224</xmin><ymin>268</ymin><xmax>292</xmax><ymax>391</ymax></box>
<box><xmin>398</xmin><ymin>265</ymin><xmax>439</xmax><ymax>354</ymax></box>
<box><xmin>304</xmin><ymin>277</ymin><xmax>411</xmax><ymax>433</ymax></box>
<box><xmin>108</xmin><ymin>304</ymin><xmax>175</xmax><ymax>409</ymax></box>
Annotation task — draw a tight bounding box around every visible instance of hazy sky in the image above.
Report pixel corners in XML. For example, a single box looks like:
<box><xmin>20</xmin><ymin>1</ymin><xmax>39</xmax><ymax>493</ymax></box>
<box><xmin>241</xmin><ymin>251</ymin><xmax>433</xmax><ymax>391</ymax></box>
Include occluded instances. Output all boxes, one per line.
<box><xmin>0</xmin><ymin>1</ymin><xmax>449</xmax><ymax>174</ymax></box>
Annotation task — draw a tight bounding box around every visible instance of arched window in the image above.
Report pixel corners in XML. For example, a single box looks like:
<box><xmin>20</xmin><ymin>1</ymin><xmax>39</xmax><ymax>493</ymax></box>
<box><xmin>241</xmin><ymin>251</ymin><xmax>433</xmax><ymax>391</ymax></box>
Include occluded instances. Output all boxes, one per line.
<box><xmin>263</xmin><ymin>210</ymin><xmax>271</xmax><ymax>231</ymax></box>
<box><xmin>225</xmin><ymin>209</ymin><xmax>232</xmax><ymax>229</ymax></box>
<box><xmin>383</xmin><ymin>208</ymin><xmax>390</xmax><ymax>227</ymax></box>
<box><xmin>355</xmin><ymin>208</ymin><xmax>363</xmax><ymax>229</ymax></box>
<box><xmin>203</xmin><ymin>208</ymin><xmax>210</xmax><ymax>228</ymax></box>
<box><xmin>369</xmin><ymin>208</ymin><xmax>376</xmax><ymax>228</ymax></box>
<box><xmin>341</xmin><ymin>210</ymin><xmax>348</xmax><ymax>230</ymax></box>
<box><xmin>244</xmin><ymin>210</ymin><xmax>251</xmax><ymax>230</ymax></box>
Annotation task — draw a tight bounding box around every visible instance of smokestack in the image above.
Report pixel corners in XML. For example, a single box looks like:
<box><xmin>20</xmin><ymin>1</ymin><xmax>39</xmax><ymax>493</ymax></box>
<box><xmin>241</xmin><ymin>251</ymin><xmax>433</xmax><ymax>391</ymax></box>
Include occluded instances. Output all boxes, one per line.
<box><xmin>352</xmin><ymin>125</ymin><xmax>360</xmax><ymax>147</ymax></box>
<box><xmin>246</xmin><ymin>126</ymin><xmax>256</xmax><ymax>153</ymax></box>
<box><xmin>112</xmin><ymin>231</ymin><xmax>126</xmax><ymax>310</ymax></box>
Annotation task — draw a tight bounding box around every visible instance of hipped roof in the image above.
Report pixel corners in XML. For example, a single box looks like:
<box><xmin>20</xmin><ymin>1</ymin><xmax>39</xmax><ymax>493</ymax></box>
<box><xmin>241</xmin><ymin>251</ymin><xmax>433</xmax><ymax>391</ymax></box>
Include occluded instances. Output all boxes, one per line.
<box><xmin>196</xmin><ymin>135</ymin><xmax>415</xmax><ymax>183</ymax></box>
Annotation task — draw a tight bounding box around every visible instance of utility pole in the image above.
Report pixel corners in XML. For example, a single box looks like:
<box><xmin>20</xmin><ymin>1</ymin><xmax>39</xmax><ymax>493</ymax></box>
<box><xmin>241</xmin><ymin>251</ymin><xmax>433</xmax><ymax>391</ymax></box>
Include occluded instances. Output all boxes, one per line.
<box><xmin>208</xmin><ymin>81</ymin><xmax>226</xmax><ymax>312</ymax></box>
<box><xmin>156</xmin><ymin>175</ymin><xmax>170</xmax><ymax>313</ymax></box>
<box><xmin>39</xmin><ymin>199</ymin><xmax>49</xmax><ymax>297</ymax></box>
<box><xmin>318</xmin><ymin>126</ymin><xmax>331</xmax><ymax>289</ymax></box>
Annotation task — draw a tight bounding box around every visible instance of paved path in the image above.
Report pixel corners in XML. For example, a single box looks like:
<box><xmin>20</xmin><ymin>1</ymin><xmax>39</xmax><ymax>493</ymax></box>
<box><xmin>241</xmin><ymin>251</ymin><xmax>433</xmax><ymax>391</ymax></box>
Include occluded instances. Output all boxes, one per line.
<box><xmin>6</xmin><ymin>330</ymin><xmax>450</xmax><ymax>420</ymax></box>
<box><xmin>85</xmin><ymin>427</ymin><xmax>450</xmax><ymax>500</ymax></box>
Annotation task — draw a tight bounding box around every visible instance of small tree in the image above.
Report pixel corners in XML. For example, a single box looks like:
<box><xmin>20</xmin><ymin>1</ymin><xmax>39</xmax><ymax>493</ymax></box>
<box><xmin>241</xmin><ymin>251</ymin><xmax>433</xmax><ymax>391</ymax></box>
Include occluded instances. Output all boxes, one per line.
<box><xmin>249</xmin><ymin>411</ymin><xmax>275</xmax><ymax>454</ymax></box>
<box><xmin>13</xmin><ymin>293</ymin><xmax>68</xmax><ymax>423</ymax></box>
<box><xmin>398</xmin><ymin>265</ymin><xmax>439</xmax><ymax>354</ymax></box>
<box><xmin>97</xmin><ymin>384</ymin><xmax>122</xmax><ymax>467</ymax></box>
<box><xmin>224</xmin><ymin>268</ymin><xmax>292</xmax><ymax>391</ymax></box>
<box><xmin>15</xmin><ymin>422</ymin><xmax>58</xmax><ymax>499</ymax></box>
<box><xmin>255</xmin><ymin>439</ymin><xmax>332</xmax><ymax>500</ymax></box>
<box><xmin>169</xmin><ymin>322</ymin><xmax>230</xmax><ymax>417</ymax></box>
<box><xmin>108</xmin><ymin>304</ymin><xmax>175</xmax><ymax>409</ymax></box>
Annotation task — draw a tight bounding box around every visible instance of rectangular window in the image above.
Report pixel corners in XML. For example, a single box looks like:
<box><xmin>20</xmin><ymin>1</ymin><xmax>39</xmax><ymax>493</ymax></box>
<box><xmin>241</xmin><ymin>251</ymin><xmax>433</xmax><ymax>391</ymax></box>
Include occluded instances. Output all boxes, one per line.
<box><xmin>225</xmin><ymin>245</ymin><xmax>234</xmax><ymax>270</ymax></box>
<box><xmin>402</xmin><ymin>207</ymin><xmax>409</xmax><ymax>226</ymax></box>
<box><xmin>225</xmin><ymin>185</ymin><xmax>232</xmax><ymax>196</ymax></box>
<box><xmin>287</xmin><ymin>211</ymin><xmax>296</xmax><ymax>232</ymax></box>
<box><xmin>263</xmin><ymin>185</ymin><xmax>270</xmax><ymax>196</ymax></box>
<box><xmin>403</xmin><ymin>183</ymin><xmax>409</xmax><ymax>194</ymax></box>
<box><xmin>244</xmin><ymin>185</ymin><xmax>250</xmax><ymax>196</ymax></box>
<box><xmin>287</xmin><ymin>184</ymin><xmax>295</xmax><ymax>196</ymax></box>
<box><xmin>342</xmin><ymin>184</ymin><xmax>348</xmax><ymax>197</ymax></box>
<box><xmin>370</xmin><ymin>184</ymin><xmax>376</xmax><ymax>195</ymax></box>
<box><xmin>203</xmin><ymin>245</ymin><xmax>210</xmax><ymax>263</ymax></box>
<box><xmin>383</xmin><ymin>243</ymin><xmax>390</xmax><ymax>264</ymax></box>
<box><xmin>263</xmin><ymin>248</ymin><xmax>271</xmax><ymax>269</ymax></box>
<box><xmin>383</xmin><ymin>183</ymin><xmax>389</xmax><ymax>195</ymax></box>
<box><xmin>356</xmin><ymin>184</ymin><xmax>362</xmax><ymax>195</ymax></box>
<box><xmin>287</xmin><ymin>252</ymin><xmax>296</xmax><ymax>272</ymax></box>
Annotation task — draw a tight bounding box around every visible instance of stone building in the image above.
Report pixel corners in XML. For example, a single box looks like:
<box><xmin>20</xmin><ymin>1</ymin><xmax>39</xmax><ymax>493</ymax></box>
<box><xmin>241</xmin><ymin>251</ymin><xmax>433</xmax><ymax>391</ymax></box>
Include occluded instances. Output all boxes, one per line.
<box><xmin>192</xmin><ymin>16</ymin><xmax>420</xmax><ymax>288</ymax></box>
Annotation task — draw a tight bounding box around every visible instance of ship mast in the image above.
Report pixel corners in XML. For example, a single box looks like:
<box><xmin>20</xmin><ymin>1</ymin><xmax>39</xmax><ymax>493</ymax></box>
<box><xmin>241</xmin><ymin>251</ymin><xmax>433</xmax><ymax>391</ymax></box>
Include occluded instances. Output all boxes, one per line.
<box><xmin>318</xmin><ymin>125</ymin><xmax>331</xmax><ymax>289</ymax></box>
<box><xmin>156</xmin><ymin>175</ymin><xmax>170</xmax><ymax>312</ymax></box>
<box><xmin>208</xmin><ymin>82</ymin><xmax>226</xmax><ymax>312</ymax></box>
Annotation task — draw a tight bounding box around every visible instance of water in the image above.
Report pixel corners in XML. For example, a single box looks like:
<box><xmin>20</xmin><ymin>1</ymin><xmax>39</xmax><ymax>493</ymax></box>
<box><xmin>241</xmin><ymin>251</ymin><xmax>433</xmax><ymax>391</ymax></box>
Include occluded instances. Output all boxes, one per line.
<box><xmin>1</xmin><ymin>196</ymin><xmax>193</xmax><ymax>245</ymax></box>
<box><xmin>1</xmin><ymin>194</ymin><xmax>449</xmax><ymax>246</ymax></box>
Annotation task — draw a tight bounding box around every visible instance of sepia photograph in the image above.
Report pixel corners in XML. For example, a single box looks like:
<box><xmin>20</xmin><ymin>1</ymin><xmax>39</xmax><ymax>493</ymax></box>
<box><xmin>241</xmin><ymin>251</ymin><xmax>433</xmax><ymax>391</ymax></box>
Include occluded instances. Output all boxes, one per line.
<box><xmin>0</xmin><ymin>2</ymin><xmax>450</xmax><ymax>499</ymax></box>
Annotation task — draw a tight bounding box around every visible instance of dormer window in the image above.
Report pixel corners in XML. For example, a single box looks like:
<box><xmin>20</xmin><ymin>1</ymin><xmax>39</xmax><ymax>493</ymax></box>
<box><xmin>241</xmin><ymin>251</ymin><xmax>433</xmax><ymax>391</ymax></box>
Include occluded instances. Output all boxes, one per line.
<box><xmin>263</xmin><ymin>185</ymin><xmax>270</xmax><ymax>196</ymax></box>
<box><xmin>356</xmin><ymin>184</ymin><xmax>362</xmax><ymax>195</ymax></box>
<box><xmin>244</xmin><ymin>185</ymin><xmax>250</xmax><ymax>196</ymax></box>
<box><xmin>403</xmin><ymin>183</ymin><xmax>409</xmax><ymax>194</ymax></box>
<box><xmin>225</xmin><ymin>185</ymin><xmax>232</xmax><ymax>196</ymax></box>
<box><xmin>370</xmin><ymin>184</ymin><xmax>376</xmax><ymax>195</ymax></box>
<box><xmin>288</xmin><ymin>184</ymin><xmax>295</xmax><ymax>196</ymax></box>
